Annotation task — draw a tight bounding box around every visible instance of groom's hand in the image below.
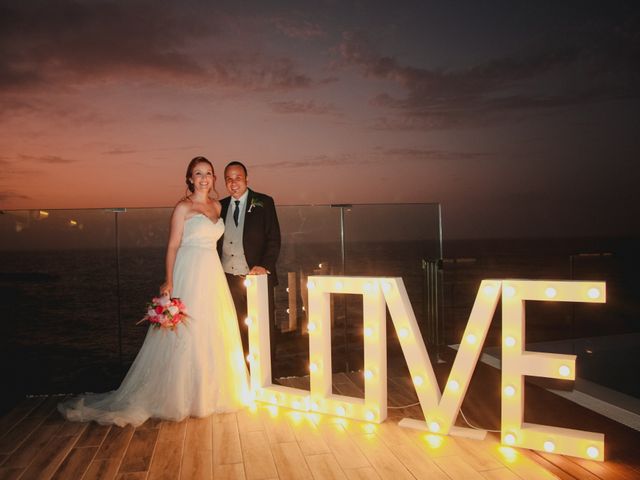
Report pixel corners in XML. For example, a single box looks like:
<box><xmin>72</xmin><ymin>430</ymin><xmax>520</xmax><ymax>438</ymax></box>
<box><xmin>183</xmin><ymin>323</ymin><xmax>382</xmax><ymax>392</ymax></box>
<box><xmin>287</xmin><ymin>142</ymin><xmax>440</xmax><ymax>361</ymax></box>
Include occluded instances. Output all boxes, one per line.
<box><xmin>249</xmin><ymin>266</ymin><xmax>269</xmax><ymax>275</ymax></box>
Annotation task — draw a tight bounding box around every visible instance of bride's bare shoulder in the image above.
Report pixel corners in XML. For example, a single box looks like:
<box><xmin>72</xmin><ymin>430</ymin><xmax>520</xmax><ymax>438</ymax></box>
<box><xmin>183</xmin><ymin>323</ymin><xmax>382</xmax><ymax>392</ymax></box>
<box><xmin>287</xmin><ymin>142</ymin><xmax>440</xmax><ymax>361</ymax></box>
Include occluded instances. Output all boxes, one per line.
<box><xmin>172</xmin><ymin>199</ymin><xmax>192</xmax><ymax>218</ymax></box>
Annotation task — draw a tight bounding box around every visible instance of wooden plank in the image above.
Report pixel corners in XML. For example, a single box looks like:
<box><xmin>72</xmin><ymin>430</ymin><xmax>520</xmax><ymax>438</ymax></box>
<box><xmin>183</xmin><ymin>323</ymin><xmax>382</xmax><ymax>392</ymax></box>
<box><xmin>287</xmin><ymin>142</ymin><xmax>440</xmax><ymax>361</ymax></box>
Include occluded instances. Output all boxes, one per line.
<box><xmin>51</xmin><ymin>446</ymin><xmax>98</xmax><ymax>479</ymax></box>
<box><xmin>83</xmin><ymin>458</ymin><xmax>122</xmax><ymax>480</ymax></box>
<box><xmin>0</xmin><ymin>398</ymin><xmax>44</xmax><ymax>440</ymax></box>
<box><xmin>118</xmin><ymin>428</ymin><xmax>158</xmax><ymax>473</ymax></box>
<box><xmin>95</xmin><ymin>425</ymin><xmax>135</xmax><ymax>460</ymax></box>
<box><xmin>480</xmin><ymin>467</ymin><xmax>524</xmax><ymax>480</ymax></box>
<box><xmin>19</xmin><ymin>434</ymin><xmax>78</xmax><ymax>480</ymax></box>
<box><xmin>1</xmin><ymin>423</ymin><xmax>61</xmax><ymax>469</ymax></box>
<box><xmin>0</xmin><ymin>467</ymin><xmax>24</xmax><ymax>480</ymax></box>
<box><xmin>0</xmin><ymin>397</ymin><xmax>58</xmax><ymax>455</ymax></box>
<box><xmin>147</xmin><ymin>420</ymin><xmax>187</xmax><ymax>480</ymax></box>
<box><xmin>344</xmin><ymin>466</ymin><xmax>381</xmax><ymax>480</ymax></box>
<box><xmin>213</xmin><ymin>463</ymin><xmax>246</xmax><ymax>480</ymax></box>
<box><xmin>349</xmin><ymin>433</ymin><xmax>414</xmax><ymax>480</ymax></box>
<box><xmin>116</xmin><ymin>473</ymin><xmax>147</xmax><ymax>480</ymax></box>
<box><xmin>432</xmin><ymin>455</ymin><xmax>488</xmax><ymax>480</ymax></box>
<box><xmin>77</xmin><ymin>423</ymin><xmax>112</xmax><ymax>448</ymax></box>
<box><xmin>283</xmin><ymin>412</ymin><xmax>329</xmax><ymax>456</ymax></box>
<box><xmin>239</xmin><ymin>430</ymin><xmax>278</xmax><ymax>480</ymax></box>
<box><xmin>259</xmin><ymin>407</ymin><xmax>296</xmax><ymax>444</ymax></box>
<box><xmin>270</xmin><ymin>442</ymin><xmax>312</xmax><ymax>479</ymax></box>
<box><xmin>236</xmin><ymin>409</ymin><xmax>264</xmax><ymax>433</ymax></box>
<box><xmin>454</xmin><ymin>436</ymin><xmax>507</xmax><ymax>472</ymax></box>
<box><xmin>213</xmin><ymin>414</ymin><xmax>242</xmax><ymax>465</ymax></box>
<box><xmin>304</xmin><ymin>453</ymin><xmax>347</xmax><ymax>480</ymax></box>
<box><xmin>314</xmin><ymin>422</ymin><xmax>369</xmax><ymax>471</ymax></box>
<box><xmin>56</xmin><ymin>420</ymin><xmax>88</xmax><ymax>438</ymax></box>
<box><xmin>180</xmin><ymin>416</ymin><xmax>213</xmax><ymax>480</ymax></box>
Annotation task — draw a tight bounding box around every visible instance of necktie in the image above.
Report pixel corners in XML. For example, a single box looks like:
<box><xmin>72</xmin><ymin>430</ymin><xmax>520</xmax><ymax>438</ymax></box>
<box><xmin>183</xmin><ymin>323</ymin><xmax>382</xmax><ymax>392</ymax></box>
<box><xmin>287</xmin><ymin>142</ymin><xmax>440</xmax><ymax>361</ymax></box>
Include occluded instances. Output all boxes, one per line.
<box><xmin>233</xmin><ymin>200</ymin><xmax>240</xmax><ymax>227</ymax></box>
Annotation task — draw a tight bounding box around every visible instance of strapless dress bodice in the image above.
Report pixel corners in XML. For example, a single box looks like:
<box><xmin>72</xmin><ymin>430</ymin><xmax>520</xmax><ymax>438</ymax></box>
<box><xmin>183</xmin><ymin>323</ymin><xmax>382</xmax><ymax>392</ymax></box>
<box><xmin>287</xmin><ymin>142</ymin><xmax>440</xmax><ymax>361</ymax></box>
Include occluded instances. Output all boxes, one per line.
<box><xmin>181</xmin><ymin>214</ymin><xmax>224</xmax><ymax>248</ymax></box>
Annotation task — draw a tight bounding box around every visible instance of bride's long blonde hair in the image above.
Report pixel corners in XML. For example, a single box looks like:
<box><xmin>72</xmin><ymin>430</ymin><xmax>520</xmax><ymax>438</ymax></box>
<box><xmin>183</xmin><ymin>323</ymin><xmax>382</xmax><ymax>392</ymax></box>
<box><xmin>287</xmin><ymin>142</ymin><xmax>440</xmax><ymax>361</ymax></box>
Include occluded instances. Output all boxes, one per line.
<box><xmin>184</xmin><ymin>156</ymin><xmax>218</xmax><ymax>200</ymax></box>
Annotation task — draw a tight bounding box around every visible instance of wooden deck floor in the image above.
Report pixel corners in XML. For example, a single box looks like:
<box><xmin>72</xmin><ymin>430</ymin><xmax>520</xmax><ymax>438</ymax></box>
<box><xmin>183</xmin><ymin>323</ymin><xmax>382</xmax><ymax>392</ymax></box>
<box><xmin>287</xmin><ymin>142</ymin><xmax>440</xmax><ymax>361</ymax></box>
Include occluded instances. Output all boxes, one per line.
<box><xmin>1</xmin><ymin>354</ymin><xmax>640</xmax><ymax>480</ymax></box>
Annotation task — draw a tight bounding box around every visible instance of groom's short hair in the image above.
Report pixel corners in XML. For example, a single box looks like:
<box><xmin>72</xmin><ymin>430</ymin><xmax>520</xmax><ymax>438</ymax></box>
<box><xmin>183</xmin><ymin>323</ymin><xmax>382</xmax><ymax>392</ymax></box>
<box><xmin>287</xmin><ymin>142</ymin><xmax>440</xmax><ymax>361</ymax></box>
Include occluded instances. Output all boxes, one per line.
<box><xmin>225</xmin><ymin>161</ymin><xmax>247</xmax><ymax>177</ymax></box>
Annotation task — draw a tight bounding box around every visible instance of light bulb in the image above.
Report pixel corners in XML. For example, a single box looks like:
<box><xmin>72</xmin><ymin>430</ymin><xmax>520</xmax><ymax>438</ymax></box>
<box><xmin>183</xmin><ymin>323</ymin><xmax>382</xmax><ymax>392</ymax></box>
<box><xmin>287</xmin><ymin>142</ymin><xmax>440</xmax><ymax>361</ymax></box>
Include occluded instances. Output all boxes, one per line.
<box><xmin>558</xmin><ymin>365</ymin><xmax>571</xmax><ymax>377</ymax></box>
<box><xmin>448</xmin><ymin>380</ymin><xmax>460</xmax><ymax>391</ymax></box>
<box><xmin>309</xmin><ymin>362</ymin><xmax>319</xmax><ymax>373</ymax></box>
<box><xmin>364</xmin><ymin>327</ymin><xmax>373</xmax><ymax>337</ymax></box>
<box><xmin>381</xmin><ymin>281</ymin><xmax>392</xmax><ymax>294</ymax></box>
<box><xmin>398</xmin><ymin>328</ymin><xmax>409</xmax><ymax>339</ymax></box>
<box><xmin>244</xmin><ymin>317</ymin><xmax>252</xmax><ymax>326</ymax></box>
<box><xmin>243</xmin><ymin>278</ymin><xmax>252</xmax><ymax>287</ymax></box>
<box><xmin>286</xmin><ymin>287</ymin><xmax>289</xmax><ymax>293</ymax></box>
<box><xmin>483</xmin><ymin>284</ymin><xmax>496</xmax><ymax>296</ymax></box>
<box><xmin>413</xmin><ymin>376</ymin><xmax>424</xmax><ymax>386</ymax></box>
<box><xmin>364</xmin><ymin>370</ymin><xmax>374</xmax><ymax>380</ymax></box>
<box><xmin>307</xmin><ymin>322</ymin><xmax>317</xmax><ymax>333</ymax></box>
<box><xmin>336</xmin><ymin>406</ymin><xmax>346</xmax><ymax>416</ymax></box>
<box><xmin>587</xmin><ymin>287</ymin><xmax>600</xmax><ymax>299</ymax></box>
<box><xmin>365</xmin><ymin>411</ymin><xmax>375</xmax><ymax>422</ymax></box>
<box><xmin>335</xmin><ymin>281</ymin><xmax>343</xmax><ymax>290</ymax></box>
<box><xmin>504</xmin><ymin>433</ymin><xmax>516</xmax><ymax>446</ymax></box>
<box><xmin>307</xmin><ymin>280</ymin><xmax>315</xmax><ymax>289</ymax></box>
<box><xmin>586</xmin><ymin>446</ymin><xmax>599</xmax><ymax>459</ymax></box>
<box><xmin>504</xmin><ymin>285</ymin><xmax>516</xmax><ymax>298</ymax></box>
<box><xmin>363</xmin><ymin>282</ymin><xmax>372</xmax><ymax>293</ymax></box>
<box><xmin>466</xmin><ymin>333</ymin><xmax>477</xmax><ymax>344</ymax></box>
<box><xmin>292</xmin><ymin>400</ymin><xmax>301</xmax><ymax>409</ymax></box>
<box><xmin>428</xmin><ymin>421</ymin><xmax>440</xmax><ymax>433</ymax></box>
<box><xmin>504</xmin><ymin>385</ymin><xmax>516</xmax><ymax>397</ymax></box>
<box><xmin>543</xmin><ymin>441</ymin><xmax>555</xmax><ymax>452</ymax></box>
<box><xmin>505</xmin><ymin>336</ymin><xmax>516</xmax><ymax>347</ymax></box>
<box><xmin>545</xmin><ymin>287</ymin><xmax>557</xmax><ymax>299</ymax></box>
<box><xmin>246</xmin><ymin>353</ymin><xmax>254</xmax><ymax>362</ymax></box>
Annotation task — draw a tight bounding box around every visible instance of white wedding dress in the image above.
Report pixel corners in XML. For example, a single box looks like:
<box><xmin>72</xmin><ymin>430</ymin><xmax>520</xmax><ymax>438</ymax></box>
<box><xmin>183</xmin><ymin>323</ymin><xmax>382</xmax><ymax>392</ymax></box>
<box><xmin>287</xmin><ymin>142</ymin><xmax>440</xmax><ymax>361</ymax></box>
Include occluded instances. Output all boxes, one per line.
<box><xmin>58</xmin><ymin>214</ymin><xmax>249</xmax><ymax>427</ymax></box>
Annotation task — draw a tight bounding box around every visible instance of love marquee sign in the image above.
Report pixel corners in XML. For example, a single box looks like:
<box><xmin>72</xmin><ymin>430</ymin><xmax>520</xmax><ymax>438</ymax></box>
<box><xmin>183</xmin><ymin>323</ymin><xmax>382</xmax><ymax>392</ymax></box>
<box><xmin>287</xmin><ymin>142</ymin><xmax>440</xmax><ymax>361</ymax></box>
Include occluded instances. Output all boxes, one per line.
<box><xmin>242</xmin><ymin>275</ymin><xmax>606</xmax><ymax>461</ymax></box>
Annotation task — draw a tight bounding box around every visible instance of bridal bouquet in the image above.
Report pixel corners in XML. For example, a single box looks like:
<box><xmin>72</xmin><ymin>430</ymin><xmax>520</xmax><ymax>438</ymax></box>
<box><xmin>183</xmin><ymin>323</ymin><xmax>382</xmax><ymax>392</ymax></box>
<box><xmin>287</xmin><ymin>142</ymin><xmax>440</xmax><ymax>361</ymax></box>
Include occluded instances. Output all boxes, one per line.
<box><xmin>138</xmin><ymin>295</ymin><xmax>188</xmax><ymax>330</ymax></box>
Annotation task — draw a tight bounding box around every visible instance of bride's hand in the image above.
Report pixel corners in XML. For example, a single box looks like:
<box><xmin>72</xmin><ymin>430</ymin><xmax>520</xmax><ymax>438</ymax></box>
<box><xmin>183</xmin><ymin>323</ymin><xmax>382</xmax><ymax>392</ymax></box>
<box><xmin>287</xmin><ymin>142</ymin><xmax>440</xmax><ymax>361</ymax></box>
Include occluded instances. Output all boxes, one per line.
<box><xmin>159</xmin><ymin>281</ymin><xmax>172</xmax><ymax>298</ymax></box>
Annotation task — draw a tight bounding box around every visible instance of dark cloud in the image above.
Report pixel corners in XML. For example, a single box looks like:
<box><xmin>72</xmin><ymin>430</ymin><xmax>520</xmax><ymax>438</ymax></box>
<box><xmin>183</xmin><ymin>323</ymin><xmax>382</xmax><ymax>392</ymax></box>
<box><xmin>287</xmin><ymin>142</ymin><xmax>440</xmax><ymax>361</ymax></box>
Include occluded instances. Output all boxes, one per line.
<box><xmin>378</xmin><ymin>148</ymin><xmax>491</xmax><ymax>162</ymax></box>
<box><xmin>269</xmin><ymin>100</ymin><xmax>339</xmax><ymax>115</ymax></box>
<box><xmin>272</xmin><ymin>17</ymin><xmax>325</xmax><ymax>39</ymax></box>
<box><xmin>16</xmin><ymin>154</ymin><xmax>76</xmax><ymax>164</ymax></box>
<box><xmin>0</xmin><ymin>190</ymin><xmax>31</xmax><ymax>202</ymax></box>
<box><xmin>338</xmin><ymin>17</ymin><xmax>640</xmax><ymax>130</ymax></box>
<box><xmin>0</xmin><ymin>1</ymin><xmax>316</xmax><ymax>94</ymax></box>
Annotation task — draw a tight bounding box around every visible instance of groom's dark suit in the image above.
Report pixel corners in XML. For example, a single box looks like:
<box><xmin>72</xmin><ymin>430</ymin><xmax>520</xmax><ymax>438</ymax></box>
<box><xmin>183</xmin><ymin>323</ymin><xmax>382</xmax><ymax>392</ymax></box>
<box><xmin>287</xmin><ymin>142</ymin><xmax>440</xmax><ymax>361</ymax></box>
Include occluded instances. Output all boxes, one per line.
<box><xmin>218</xmin><ymin>189</ymin><xmax>281</xmax><ymax>365</ymax></box>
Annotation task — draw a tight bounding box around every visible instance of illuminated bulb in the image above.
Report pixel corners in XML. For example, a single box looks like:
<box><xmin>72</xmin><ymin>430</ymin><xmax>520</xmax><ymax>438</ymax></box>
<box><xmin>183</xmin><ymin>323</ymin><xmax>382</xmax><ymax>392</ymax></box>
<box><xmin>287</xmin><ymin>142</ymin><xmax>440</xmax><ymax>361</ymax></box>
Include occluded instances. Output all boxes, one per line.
<box><xmin>243</xmin><ymin>278</ymin><xmax>252</xmax><ymax>287</ymax></box>
<box><xmin>587</xmin><ymin>287</ymin><xmax>600</xmax><ymax>299</ymax></box>
<box><xmin>448</xmin><ymin>380</ymin><xmax>460</xmax><ymax>391</ymax></box>
<box><xmin>302</xmin><ymin>306</ymin><xmax>305</xmax><ymax>311</ymax></box>
<box><xmin>466</xmin><ymin>333</ymin><xmax>477</xmax><ymax>344</ymax></box>
<box><xmin>398</xmin><ymin>328</ymin><xmax>409</xmax><ymax>339</ymax></box>
<box><xmin>365</xmin><ymin>411</ymin><xmax>375</xmax><ymax>421</ymax></box>
<box><xmin>335</xmin><ymin>281</ymin><xmax>343</xmax><ymax>290</ymax></box>
<box><xmin>558</xmin><ymin>365</ymin><xmax>571</xmax><ymax>377</ymax></box>
<box><xmin>246</xmin><ymin>353</ymin><xmax>254</xmax><ymax>362</ymax></box>
<box><xmin>504</xmin><ymin>385</ymin><xmax>516</xmax><ymax>397</ymax></box>
<box><xmin>309</xmin><ymin>362</ymin><xmax>319</xmax><ymax>373</ymax></box>
<box><xmin>336</xmin><ymin>406</ymin><xmax>346</xmax><ymax>416</ymax></box>
<box><xmin>364</xmin><ymin>370</ymin><xmax>374</xmax><ymax>380</ymax></box>
<box><xmin>39</xmin><ymin>210</ymin><xmax>49</xmax><ymax>219</ymax></box>
<box><xmin>586</xmin><ymin>446</ymin><xmax>599</xmax><ymax>459</ymax></box>
<box><xmin>505</xmin><ymin>336</ymin><xmax>516</xmax><ymax>347</ymax></box>
<box><xmin>504</xmin><ymin>285</ymin><xmax>516</xmax><ymax>298</ymax></box>
<box><xmin>310</xmin><ymin>402</ymin><xmax>319</xmax><ymax>411</ymax></box>
<box><xmin>292</xmin><ymin>400</ymin><xmax>301</xmax><ymax>409</ymax></box>
<box><xmin>413</xmin><ymin>375</ymin><xmax>424</xmax><ymax>386</ymax></box>
<box><xmin>307</xmin><ymin>322</ymin><xmax>317</xmax><ymax>333</ymax></box>
<box><xmin>543</xmin><ymin>441</ymin><xmax>555</xmax><ymax>453</ymax></box>
<box><xmin>307</xmin><ymin>280</ymin><xmax>315</xmax><ymax>289</ymax></box>
<box><xmin>428</xmin><ymin>421</ymin><xmax>441</xmax><ymax>433</ymax></box>
<box><xmin>318</xmin><ymin>263</ymin><xmax>323</xmax><ymax>268</ymax></box>
<box><xmin>69</xmin><ymin>220</ymin><xmax>78</xmax><ymax>226</ymax></box>
<box><xmin>364</xmin><ymin>327</ymin><xmax>373</xmax><ymax>337</ymax></box>
<box><xmin>286</xmin><ymin>287</ymin><xmax>289</xmax><ymax>293</ymax></box>
<box><xmin>545</xmin><ymin>287</ymin><xmax>557</xmax><ymax>299</ymax></box>
<box><xmin>286</xmin><ymin>308</ymin><xmax>290</xmax><ymax>314</ymax></box>
<box><xmin>381</xmin><ymin>281</ymin><xmax>392</xmax><ymax>294</ymax></box>
<box><xmin>270</xmin><ymin>395</ymin><xmax>277</xmax><ymax>404</ymax></box>
<box><xmin>363</xmin><ymin>282</ymin><xmax>372</xmax><ymax>293</ymax></box>
<box><xmin>244</xmin><ymin>317</ymin><xmax>253</xmax><ymax>326</ymax></box>
<box><xmin>426</xmin><ymin>434</ymin><xmax>443</xmax><ymax>448</ymax></box>
<box><xmin>483</xmin><ymin>284</ymin><xmax>496</xmax><ymax>296</ymax></box>
<box><xmin>504</xmin><ymin>433</ymin><xmax>516</xmax><ymax>446</ymax></box>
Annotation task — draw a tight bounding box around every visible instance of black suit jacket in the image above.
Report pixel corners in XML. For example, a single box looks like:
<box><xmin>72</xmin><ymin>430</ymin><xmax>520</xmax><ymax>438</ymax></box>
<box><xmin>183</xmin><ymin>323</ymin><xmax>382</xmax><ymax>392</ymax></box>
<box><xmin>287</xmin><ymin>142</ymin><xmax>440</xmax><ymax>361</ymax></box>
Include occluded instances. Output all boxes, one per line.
<box><xmin>218</xmin><ymin>189</ymin><xmax>281</xmax><ymax>284</ymax></box>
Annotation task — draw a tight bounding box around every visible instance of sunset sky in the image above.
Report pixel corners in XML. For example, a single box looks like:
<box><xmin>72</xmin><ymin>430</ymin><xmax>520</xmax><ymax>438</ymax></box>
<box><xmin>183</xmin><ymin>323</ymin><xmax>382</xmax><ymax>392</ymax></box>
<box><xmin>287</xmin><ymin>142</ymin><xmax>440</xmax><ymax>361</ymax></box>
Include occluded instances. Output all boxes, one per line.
<box><xmin>1</xmin><ymin>1</ymin><xmax>638</xmax><ymax>238</ymax></box>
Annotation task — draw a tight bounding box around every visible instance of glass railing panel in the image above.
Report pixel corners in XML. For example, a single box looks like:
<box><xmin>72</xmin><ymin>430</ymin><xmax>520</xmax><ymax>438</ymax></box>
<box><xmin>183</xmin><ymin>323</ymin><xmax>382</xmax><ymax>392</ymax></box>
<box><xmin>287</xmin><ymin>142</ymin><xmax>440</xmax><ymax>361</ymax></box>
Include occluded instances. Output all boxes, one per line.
<box><xmin>272</xmin><ymin>205</ymin><xmax>342</xmax><ymax>377</ymax></box>
<box><xmin>0</xmin><ymin>209</ymin><xmax>120</xmax><ymax>411</ymax></box>
<box><xmin>341</xmin><ymin>204</ymin><xmax>443</xmax><ymax>372</ymax></box>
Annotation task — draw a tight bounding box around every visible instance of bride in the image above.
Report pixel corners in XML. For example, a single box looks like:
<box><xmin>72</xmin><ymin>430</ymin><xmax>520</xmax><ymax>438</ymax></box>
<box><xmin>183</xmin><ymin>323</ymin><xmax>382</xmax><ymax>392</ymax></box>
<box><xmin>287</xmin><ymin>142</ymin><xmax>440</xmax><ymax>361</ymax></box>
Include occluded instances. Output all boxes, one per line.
<box><xmin>58</xmin><ymin>157</ymin><xmax>250</xmax><ymax>427</ymax></box>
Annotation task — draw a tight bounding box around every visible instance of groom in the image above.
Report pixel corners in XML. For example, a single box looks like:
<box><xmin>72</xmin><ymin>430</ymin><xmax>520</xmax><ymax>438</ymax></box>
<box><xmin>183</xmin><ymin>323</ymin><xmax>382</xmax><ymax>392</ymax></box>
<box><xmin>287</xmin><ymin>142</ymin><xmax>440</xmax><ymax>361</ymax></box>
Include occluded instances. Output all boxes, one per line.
<box><xmin>218</xmin><ymin>161</ymin><xmax>281</xmax><ymax>368</ymax></box>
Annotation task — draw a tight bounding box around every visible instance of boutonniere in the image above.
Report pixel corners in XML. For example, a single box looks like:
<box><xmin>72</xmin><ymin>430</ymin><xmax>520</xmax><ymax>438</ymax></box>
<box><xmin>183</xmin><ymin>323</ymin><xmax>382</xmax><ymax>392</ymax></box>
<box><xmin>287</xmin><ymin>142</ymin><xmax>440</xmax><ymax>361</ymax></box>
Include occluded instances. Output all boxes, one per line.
<box><xmin>248</xmin><ymin>197</ymin><xmax>264</xmax><ymax>213</ymax></box>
